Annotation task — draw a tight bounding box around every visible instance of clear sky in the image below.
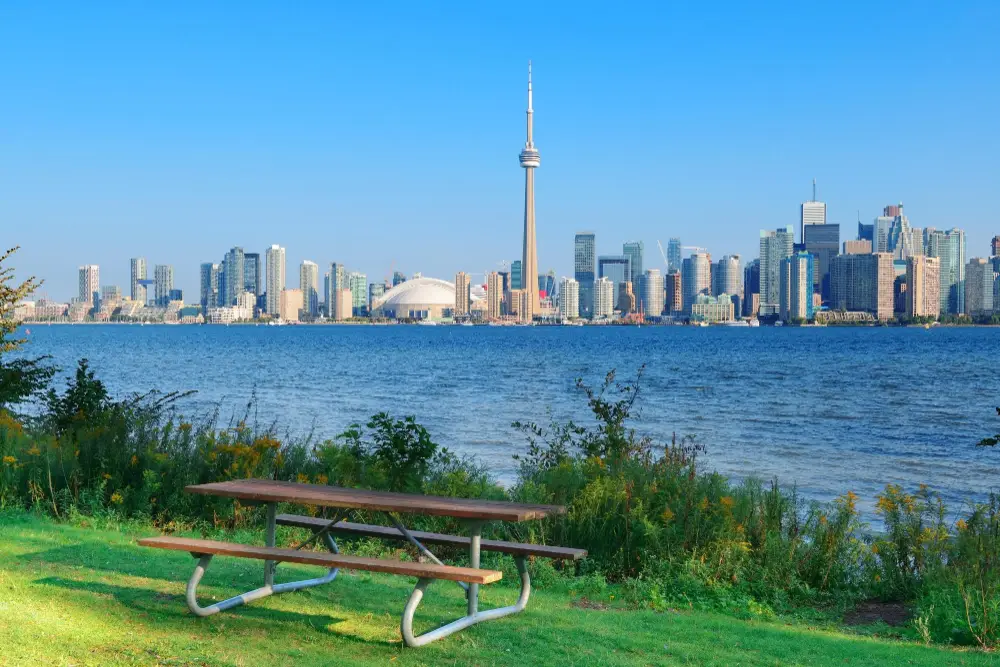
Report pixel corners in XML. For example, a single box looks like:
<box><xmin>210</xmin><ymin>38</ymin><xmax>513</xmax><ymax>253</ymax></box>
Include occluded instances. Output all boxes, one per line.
<box><xmin>2</xmin><ymin>1</ymin><xmax>998</xmax><ymax>300</ymax></box>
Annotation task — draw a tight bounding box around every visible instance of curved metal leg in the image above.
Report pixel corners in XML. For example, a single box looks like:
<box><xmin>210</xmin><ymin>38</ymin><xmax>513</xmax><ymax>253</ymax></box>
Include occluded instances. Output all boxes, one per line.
<box><xmin>184</xmin><ymin>533</ymin><xmax>342</xmax><ymax>618</ymax></box>
<box><xmin>401</xmin><ymin>556</ymin><xmax>531</xmax><ymax>647</ymax></box>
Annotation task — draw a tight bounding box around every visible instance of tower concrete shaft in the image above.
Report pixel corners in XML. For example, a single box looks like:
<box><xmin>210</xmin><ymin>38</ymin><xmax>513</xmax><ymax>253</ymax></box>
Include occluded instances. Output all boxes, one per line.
<box><xmin>519</xmin><ymin>62</ymin><xmax>540</xmax><ymax>315</ymax></box>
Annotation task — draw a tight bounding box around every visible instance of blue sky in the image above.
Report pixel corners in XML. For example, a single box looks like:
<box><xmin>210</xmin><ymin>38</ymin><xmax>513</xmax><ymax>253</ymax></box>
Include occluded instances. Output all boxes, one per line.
<box><xmin>2</xmin><ymin>2</ymin><xmax>998</xmax><ymax>300</ymax></box>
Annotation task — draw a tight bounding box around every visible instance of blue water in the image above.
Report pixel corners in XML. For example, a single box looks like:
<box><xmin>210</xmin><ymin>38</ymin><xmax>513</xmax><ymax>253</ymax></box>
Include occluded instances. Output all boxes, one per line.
<box><xmin>15</xmin><ymin>325</ymin><xmax>1000</xmax><ymax>516</ymax></box>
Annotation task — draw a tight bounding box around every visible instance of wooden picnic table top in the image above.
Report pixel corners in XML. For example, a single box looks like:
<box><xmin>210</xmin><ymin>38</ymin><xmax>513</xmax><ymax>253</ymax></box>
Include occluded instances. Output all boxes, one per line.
<box><xmin>186</xmin><ymin>479</ymin><xmax>565</xmax><ymax>522</ymax></box>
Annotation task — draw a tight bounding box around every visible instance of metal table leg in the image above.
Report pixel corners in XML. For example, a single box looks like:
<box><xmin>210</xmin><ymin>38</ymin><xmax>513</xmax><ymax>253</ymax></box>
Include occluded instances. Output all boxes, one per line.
<box><xmin>264</xmin><ymin>502</ymin><xmax>276</xmax><ymax>586</ymax></box>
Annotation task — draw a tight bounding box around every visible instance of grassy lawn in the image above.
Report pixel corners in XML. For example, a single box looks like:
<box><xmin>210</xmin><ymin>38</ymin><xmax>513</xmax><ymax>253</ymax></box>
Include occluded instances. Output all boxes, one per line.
<box><xmin>1</xmin><ymin>513</ymin><xmax>996</xmax><ymax>666</ymax></box>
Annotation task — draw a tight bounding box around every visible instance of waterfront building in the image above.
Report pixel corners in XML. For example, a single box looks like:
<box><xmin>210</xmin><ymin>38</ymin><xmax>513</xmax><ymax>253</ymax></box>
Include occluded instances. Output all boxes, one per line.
<box><xmin>713</xmin><ymin>255</ymin><xmax>741</xmax><ymax>298</ymax></box>
<box><xmin>130</xmin><ymin>258</ymin><xmax>147</xmax><ymax>304</ymax></box>
<box><xmin>640</xmin><ymin>269</ymin><xmax>663</xmax><ymax>317</ymax></box>
<box><xmin>278</xmin><ymin>289</ymin><xmax>301</xmax><ymax>321</ymax></box>
<box><xmin>324</xmin><ymin>263</ymin><xmax>347</xmax><ymax>318</ymax></box>
<box><xmin>665</xmin><ymin>270</ymin><xmax>682</xmax><ymax>315</ymax></box>
<box><xmin>153</xmin><ymin>264</ymin><xmax>173</xmax><ymax>307</ymax></box>
<box><xmin>780</xmin><ymin>252</ymin><xmax>815</xmax><ymax>322</ymax></box>
<box><xmin>558</xmin><ymin>277</ymin><xmax>579</xmax><ymax>319</ymax></box>
<box><xmin>743</xmin><ymin>259</ymin><xmax>760</xmax><ymax>317</ymax></box>
<box><xmin>299</xmin><ymin>260</ymin><xmax>319</xmax><ymax>317</ymax></box>
<box><xmin>505</xmin><ymin>288</ymin><xmax>529</xmax><ymax>322</ymax></box>
<box><xmin>223</xmin><ymin>247</ymin><xmax>245</xmax><ymax>306</ymax></box>
<box><xmin>594</xmin><ymin>277</ymin><xmax>615</xmax><ymax>319</ymax></box>
<box><xmin>574</xmin><ymin>232</ymin><xmax>596</xmax><ymax>318</ymax></box>
<box><xmin>372</xmin><ymin>277</ymin><xmax>466</xmax><ymax>320</ymax></box>
<box><xmin>800</xmin><ymin>180</ymin><xmax>826</xmax><ymax>242</ymax></box>
<box><xmin>759</xmin><ymin>226</ymin><xmax>794</xmax><ymax>315</ymax></box>
<box><xmin>965</xmin><ymin>258</ymin><xmax>995</xmax><ymax>317</ymax></box>
<box><xmin>623</xmin><ymin>241</ymin><xmax>644</xmax><ymax>287</ymax></box>
<box><xmin>244</xmin><ymin>252</ymin><xmax>262</xmax><ymax>296</ymax></box>
<box><xmin>199</xmin><ymin>263</ymin><xmax>220</xmax><ymax>313</ymax></box>
<box><xmin>100</xmin><ymin>285</ymin><xmax>122</xmax><ymax>304</ymax></box>
<box><xmin>332</xmin><ymin>288</ymin><xmax>352</xmax><ymax>320</ymax></box>
<box><xmin>927</xmin><ymin>228</ymin><xmax>967</xmax><ymax>315</ymax></box>
<box><xmin>454</xmin><ymin>271</ymin><xmax>471</xmax><ymax>316</ymax></box>
<box><xmin>803</xmin><ymin>223</ymin><xmax>839</xmax><ymax>302</ymax></box>
<box><xmin>667</xmin><ymin>238</ymin><xmax>682</xmax><ymax>273</ymax></box>
<box><xmin>906</xmin><ymin>256</ymin><xmax>941</xmax><ymax>318</ymax></box>
<box><xmin>844</xmin><ymin>240</ymin><xmax>872</xmax><ymax>255</ymax></box>
<box><xmin>264</xmin><ymin>245</ymin><xmax>286</xmax><ymax>316</ymax></box>
<box><xmin>691</xmin><ymin>294</ymin><xmax>735</xmax><ymax>323</ymax></box>
<box><xmin>486</xmin><ymin>272</ymin><xmax>503</xmax><ymax>320</ymax></box>
<box><xmin>681</xmin><ymin>252</ymin><xmax>711</xmax><ymax>315</ymax></box>
<box><xmin>368</xmin><ymin>282</ymin><xmax>386</xmax><ymax>313</ymax></box>
<box><xmin>78</xmin><ymin>265</ymin><xmax>100</xmax><ymax>309</ymax></box>
<box><xmin>617</xmin><ymin>282</ymin><xmax>636</xmax><ymax>314</ymax></box>
<box><xmin>519</xmin><ymin>62</ymin><xmax>541</xmax><ymax>315</ymax></box>
<box><xmin>348</xmin><ymin>272</ymin><xmax>367</xmax><ymax>315</ymax></box>
<box><xmin>510</xmin><ymin>260</ymin><xmax>522</xmax><ymax>290</ymax></box>
<box><xmin>874</xmin><ymin>253</ymin><xmax>896</xmax><ymax>320</ymax></box>
<box><xmin>829</xmin><ymin>252</ymin><xmax>895</xmax><ymax>320</ymax></box>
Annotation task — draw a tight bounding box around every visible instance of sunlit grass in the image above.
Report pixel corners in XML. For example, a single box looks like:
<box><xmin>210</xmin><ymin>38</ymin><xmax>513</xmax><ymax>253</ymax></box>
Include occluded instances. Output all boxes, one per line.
<box><xmin>2</xmin><ymin>512</ymin><xmax>997</xmax><ymax>666</ymax></box>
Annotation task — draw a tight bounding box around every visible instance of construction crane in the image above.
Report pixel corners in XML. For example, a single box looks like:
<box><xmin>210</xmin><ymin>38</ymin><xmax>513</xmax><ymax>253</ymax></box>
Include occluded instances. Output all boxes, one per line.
<box><xmin>656</xmin><ymin>240</ymin><xmax>670</xmax><ymax>269</ymax></box>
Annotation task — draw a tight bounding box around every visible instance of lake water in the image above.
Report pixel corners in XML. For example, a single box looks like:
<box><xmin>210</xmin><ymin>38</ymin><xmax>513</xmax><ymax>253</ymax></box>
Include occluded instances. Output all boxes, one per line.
<box><xmin>15</xmin><ymin>324</ymin><xmax>1000</xmax><ymax>516</ymax></box>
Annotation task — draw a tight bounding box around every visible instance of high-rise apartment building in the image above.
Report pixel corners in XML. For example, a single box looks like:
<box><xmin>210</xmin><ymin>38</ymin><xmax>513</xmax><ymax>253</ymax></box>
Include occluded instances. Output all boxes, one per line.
<box><xmin>265</xmin><ymin>245</ymin><xmax>286</xmax><ymax>316</ymax></box>
<box><xmin>681</xmin><ymin>253</ymin><xmax>711</xmax><ymax>315</ymax></box>
<box><xmin>510</xmin><ymin>260</ymin><xmax>523</xmax><ymax>290</ymax></box>
<box><xmin>780</xmin><ymin>252</ymin><xmax>814</xmax><ymax>322</ymax></box>
<box><xmin>664</xmin><ymin>271</ymin><xmax>682</xmax><ymax>315</ymax></box>
<box><xmin>244</xmin><ymin>252</ymin><xmax>261</xmax><ymax>296</ymax></box>
<box><xmin>906</xmin><ymin>256</ymin><xmax>941</xmax><ymax>319</ymax></box>
<box><xmin>574</xmin><ymin>232</ymin><xmax>596</xmax><ymax>318</ymax></box>
<box><xmin>800</xmin><ymin>180</ymin><xmax>826</xmax><ymax>242</ymax></box>
<box><xmin>965</xmin><ymin>258</ymin><xmax>995</xmax><ymax>317</ymax></box>
<box><xmin>78</xmin><ymin>265</ymin><xmax>100</xmax><ymax>308</ymax></box>
<box><xmin>992</xmin><ymin>236</ymin><xmax>1000</xmax><ymax>258</ymax></box>
<box><xmin>334</xmin><ymin>288</ymin><xmax>353</xmax><ymax>321</ymax></box>
<box><xmin>454</xmin><ymin>272</ymin><xmax>471</xmax><ymax>316</ymax></box>
<box><xmin>828</xmin><ymin>252</ymin><xmax>894</xmax><ymax>319</ymax></box>
<box><xmin>392</xmin><ymin>271</ymin><xmax>406</xmax><ymax>286</ymax></box>
<box><xmin>640</xmin><ymin>269</ymin><xmax>663</xmax><ymax>317</ymax></box>
<box><xmin>130</xmin><ymin>258</ymin><xmax>147</xmax><ymax>304</ymax></box>
<box><xmin>594</xmin><ymin>277</ymin><xmax>615</xmax><ymax>319</ymax></box>
<box><xmin>558</xmin><ymin>277</ymin><xmax>579</xmax><ymax>319</ymax></box>
<box><xmin>324</xmin><ymin>263</ymin><xmax>347</xmax><ymax>318</ymax></box>
<box><xmin>153</xmin><ymin>265</ymin><xmax>173</xmax><ymax>307</ymax></box>
<box><xmin>623</xmin><ymin>241</ymin><xmax>644</xmax><ymax>287</ymax></box>
<box><xmin>348</xmin><ymin>272</ymin><xmax>367</xmax><ymax>315</ymax></box>
<box><xmin>759</xmin><ymin>227</ymin><xmax>794</xmax><ymax>315</ymax></box>
<box><xmin>927</xmin><ymin>229</ymin><xmax>966</xmax><ymax>315</ymax></box>
<box><xmin>667</xmin><ymin>238</ymin><xmax>682</xmax><ymax>273</ymax></box>
<box><xmin>367</xmin><ymin>282</ymin><xmax>387</xmax><ymax>313</ymax></box>
<box><xmin>713</xmin><ymin>255</ymin><xmax>741</xmax><ymax>298</ymax></box>
<box><xmin>279</xmin><ymin>289</ymin><xmax>302</xmax><ymax>322</ymax></box>
<box><xmin>199</xmin><ymin>263</ymin><xmax>221</xmax><ymax>313</ymax></box>
<box><xmin>299</xmin><ymin>260</ymin><xmax>319</xmax><ymax>317</ymax></box>
<box><xmin>486</xmin><ymin>272</ymin><xmax>503</xmax><ymax>320</ymax></box>
<box><xmin>803</xmin><ymin>223</ymin><xmax>839</xmax><ymax>302</ymax></box>
<box><xmin>617</xmin><ymin>282</ymin><xmax>636</xmax><ymax>314</ymax></box>
<box><xmin>743</xmin><ymin>259</ymin><xmax>760</xmax><ymax>317</ymax></box>
<box><xmin>223</xmin><ymin>247</ymin><xmax>245</xmax><ymax>306</ymax></box>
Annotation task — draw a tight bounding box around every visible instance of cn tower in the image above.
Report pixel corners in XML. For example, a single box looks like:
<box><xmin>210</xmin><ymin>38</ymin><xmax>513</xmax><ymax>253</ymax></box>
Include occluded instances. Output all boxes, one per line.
<box><xmin>519</xmin><ymin>61</ymin><xmax>540</xmax><ymax>315</ymax></box>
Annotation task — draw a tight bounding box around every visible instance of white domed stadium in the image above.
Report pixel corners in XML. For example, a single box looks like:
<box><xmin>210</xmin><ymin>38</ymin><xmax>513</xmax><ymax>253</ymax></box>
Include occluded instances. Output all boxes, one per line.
<box><xmin>372</xmin><ymin>276</ymin><xmax>477</xmax><ymax>320</ymax></box>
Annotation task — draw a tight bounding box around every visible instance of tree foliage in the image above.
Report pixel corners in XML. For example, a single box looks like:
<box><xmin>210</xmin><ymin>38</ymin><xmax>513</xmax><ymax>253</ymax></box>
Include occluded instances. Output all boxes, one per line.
<box><xmin>0</xmin><ymin>247</ymin><xmax>55</xmax><ymax>409</ymax></box>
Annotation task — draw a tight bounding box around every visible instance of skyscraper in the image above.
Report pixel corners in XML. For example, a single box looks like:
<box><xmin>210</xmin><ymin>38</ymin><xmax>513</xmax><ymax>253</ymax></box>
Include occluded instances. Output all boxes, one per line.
<box><xmin>598</xmin><ymin>255</ymin><xmax>631</xmax><ymax>294</ymax></box>
<box><xmin>927</xmin><ymin>229</ymin><xmax>967</xmax><ymax>315</ymax></box>
<box><xmin>743</xmin><ymin>259</ymin><xmax>760</xmax><ymax>317</ymax></box>
<box><xmin>665</xmin><ymin>271</ymin><xmax>682</xmax><ymax>315</ymax></box>
<box><xmin>965</xmin><ymin>258</ymin><xmax>994</xmax><ymax>317</ymax></box>
<box><xmin>539</xmin><ymin>270</ymin><xmax>556</xmax><ymax>299</ymax></box>
<box><xmin>244</xmin><ymin>252</ymin><xmax>261</xmax><ymax>296</ymax></box>
<box><xmin>667</xmin><ymin>238</ymin><xmax>682</xmax><ymax>273</ymax></box>
<box><xmin>153</xmin><ymin>265</ymin><xmax>173</xmax><ymax>307</ymax></box>
<box><xmin>681</xmin><ymin>253</ymin><xmax>711</xmax><ymax>315</ymax></box>
<box><xmin>558</xmin><ymin>277</ymin><xmax>579</xmax><ymax>319</ymax></box>
<box><xmin>199</xmin><ymin>262</ymin><xmax>220</xmax><ymax>313</ymax></box>
<box><xmin>623</xmin><ymin>241</ymin><xmax>644</xmax><ymax>287</ymax></box>
<box><xmin>348</xmin><ymin>272</ymin><xmax>367</xmax><ymax>315</ymax></box>
<box><xmin>510</xmin><ymin>260</ymin><xmax>522</xmax><ymax>290</ymax></box>
<box><xmin>759</xmin><ymin>226</ymin><xmax>794</xmax><ymax>315</ymax></box>
<box><xmin>454</xmin><ymin>272</ymin><xmax>471</xmax><ymax>316</ymax></box>
<box><xmin>640</xmin><ymin>269</ymin><xmax>663</xmax><ymax>317</ymax></box>
<box><xmin>594</xmin><ymin>277</ymin><xmax>615</xmax><ymax>319</ymax></box>
<box><xmin>519</xmin><ymin>62</ymin><xmax>541</xmax><ymax>317</ymax></box>
<box><xmin>299</xmin><ymin>260</ymin><xmax>319</xmax><ymax>317</ymax></box>
<box><xmin>325</xmin><ymin>263</ymin><xmax>347</xmax><ymax>318</ymax></box>
<box><xmin>780</xmin><ymin>252</ymin><xmax>814</xmax><ymax>322</ymax></box>
<box><xmin>223</xmin><ymin>247</ymin><xmax>245</xmax><ymax>306</ymax></box>
<box><xmin>574</xmin><ymin>232</ymin><xmax>596</xmax><ymax>318</ymax></box>
<box><xmin>800</xmin><ymin>179</ymin><xmax>826</xmax><ymax>242</ymax></box>
<box><xmin>713</xmin><ymin>255</ymin><xmax>741</xmax><ymax>298</ymax></box>
<box><xmin>992</xmin><ymin>236</ymin><xmax>1000</xmax><ymax>258</ymax></box>
<box><xmin>130</xmin><ymin>258</ymin><xmax>147</xmax><ymax>304</ymax></box>
<box><xmin>265</xmin><ymin>245</ymin><xmax>286</xmax><ymax>316</ymax></box>
<box><xmin>368</xmin><ymin>282</ymin><xmax>386</xmax><ymax>313</ymax></box>
<box><xmin>486</xmin><ymin>272</ymin><xmax>503</xmax><ymax>320</ymax></box>
<box><xmin>906</xmin><ymin>256</ymin><xmax>941</xmax><ymax>319</ymax></box>
<box><xmin>78</xmin><ymin>265</ymin><xmax>100</xmax><ymax>308</ymax></box>
<box><xmin>803</xmin><ymin>223</ymin><xmax>840</xmax><ymax>302</ymax></box>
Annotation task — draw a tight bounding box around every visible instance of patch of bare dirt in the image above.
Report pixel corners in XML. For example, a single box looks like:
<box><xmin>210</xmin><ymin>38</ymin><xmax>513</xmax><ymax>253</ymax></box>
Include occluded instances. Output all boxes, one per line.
<box><xmin>843</xmin><ymin>601</ymin><xmax>910</xmax><ymax>627</ymax></box>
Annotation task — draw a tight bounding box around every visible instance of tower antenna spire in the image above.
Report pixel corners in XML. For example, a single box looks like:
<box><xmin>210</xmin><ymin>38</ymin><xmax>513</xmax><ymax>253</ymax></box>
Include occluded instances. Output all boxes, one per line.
<box><xmin>812</xmin><ymin>178</ymin><xmax>817</xmax><ymax>202</ymax></box>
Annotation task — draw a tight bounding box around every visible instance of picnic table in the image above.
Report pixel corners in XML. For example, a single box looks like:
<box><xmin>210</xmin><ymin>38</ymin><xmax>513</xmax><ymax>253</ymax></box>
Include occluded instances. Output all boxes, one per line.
<box><xmin>139</xmin><ymin>479</ymin><xmax>586</xmax><ymax>647</ymax></box>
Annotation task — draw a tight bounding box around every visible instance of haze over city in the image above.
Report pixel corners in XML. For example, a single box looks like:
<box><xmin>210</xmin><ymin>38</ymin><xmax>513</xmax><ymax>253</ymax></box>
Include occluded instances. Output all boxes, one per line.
<box><xmin>3</xmin><ymin>2</ymin><xmax>998</xmax><ymax>300</ymax></box>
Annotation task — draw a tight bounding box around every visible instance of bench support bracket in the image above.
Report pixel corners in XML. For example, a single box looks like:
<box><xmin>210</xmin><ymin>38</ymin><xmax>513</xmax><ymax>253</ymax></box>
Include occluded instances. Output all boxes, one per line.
<box><xmin>401</xmin><ymin>555</ymin><xmax>531</xmax><ymax>647</ymax></box>
<box><xmin>183</xmin><ymin>533</ymin><xmax>340</xmax><ymax>617</ymax></box>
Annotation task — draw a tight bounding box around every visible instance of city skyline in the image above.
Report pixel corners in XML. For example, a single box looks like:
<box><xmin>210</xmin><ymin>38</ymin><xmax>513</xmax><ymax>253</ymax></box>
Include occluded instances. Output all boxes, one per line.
<box><xmin>4</xmin><ymin>4</ymin><xmax>999</xmax><ymax>299</ymax></box>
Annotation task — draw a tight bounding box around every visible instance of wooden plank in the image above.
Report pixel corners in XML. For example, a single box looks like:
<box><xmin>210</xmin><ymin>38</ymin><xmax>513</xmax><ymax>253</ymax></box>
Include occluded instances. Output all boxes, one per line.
<box><xmin>137</xmin><ymin>536</ymin><xmax>502</xmax><ymax>584</ymax></box>
<box><xmin>276</xmin><ymin>514</ymin><xmax>588</xmax><ymax>560</ymax></box>
<box><xmin>185</xmin><ymin>479</ymin><xmax>564</xmax><ymax>522</ymax></box>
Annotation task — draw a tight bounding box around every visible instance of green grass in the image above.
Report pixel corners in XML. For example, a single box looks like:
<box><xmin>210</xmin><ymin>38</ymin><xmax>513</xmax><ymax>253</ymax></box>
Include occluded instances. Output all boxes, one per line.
<box><xmin>1</xmin><ymin>513</ymin><xmax>996</xmax><ymax>666</ymax></box>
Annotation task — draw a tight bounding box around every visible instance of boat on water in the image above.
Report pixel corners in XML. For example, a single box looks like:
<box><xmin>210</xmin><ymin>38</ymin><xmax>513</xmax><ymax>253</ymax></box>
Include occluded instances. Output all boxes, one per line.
<box><xmin>748</xmin><ymin>319</ymin><xmax>760</xmax><ymax>327</ymax></box>
<box><xmin>721</xmin><ymin>320</ymin><xmax>749</xmax><ymax>327</ymax></box>
<box><xmin>460</xmin><ymin>321</ymin><xmax>474</xmax><ymax>327</ymax></box>
<box><xmin>417</xmin><ymin>319</ymin><xmax>438</xmax><ymax>326</ymax></box>
<box><xmin>774</xmin><ymin>321</ymin><xmax>784</xmax><ymax>327</ymax></box>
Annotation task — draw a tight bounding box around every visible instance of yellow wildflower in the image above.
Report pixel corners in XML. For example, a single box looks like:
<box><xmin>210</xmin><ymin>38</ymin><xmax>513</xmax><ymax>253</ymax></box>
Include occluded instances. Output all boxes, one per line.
<box><xmin>315</xmin><ymin>474</ymin><xmax>329</xmax><ymax>485</ymax></box>
<box><xmin>719</xmin><ymin>496</ymin><xmax>735</xmax><ymax>510</ymax></box>
<box><xmin>179</xmin><ymin>422</ymin><xmax>192</xmax><ymax>433</ymax></box>
<box><xmin>296</xmin><ymin>473</ymin><xmax>310</xmax><ymax>484</ymax></box>
<box><xmin>110</xmin><ymin>492</ymin><xmax>124</xmax><ymax>505</ymax></box>
<box><xmin>130</xmin><ymin>455</ymin><xmax>139</xmax><ymax>467</ymax></box>
<box><xmin>661</xmin><ymin>507</ymin><xmax>675</xmax><ymax>523</ymax></box>
<box><xmin>27</xmin><ymin>447</ymin><xmax>41</xmax><ymax>456</ymax></box>
<box><xmin>956</xmin><ymin>519</ymin><xmax>968</xmax><ymax>531</ymax></box>
<box><xmin>102</xmin><ymin>473</ymin><xmax>112</xmax><ymax>480</ymax></box>
<box><xmin>2</xmin><ymin>456</ymin><xmax>16</xmax><ymax>465</ymax></box>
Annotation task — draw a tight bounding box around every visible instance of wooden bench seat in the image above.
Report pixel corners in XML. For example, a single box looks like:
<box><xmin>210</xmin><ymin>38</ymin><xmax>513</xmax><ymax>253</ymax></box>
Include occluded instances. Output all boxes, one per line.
<box><xmin>138</xmin><ymin>536</ymin><xmax>502</xmax><ymax>584</ymax></box>
<box><xmin>275</xmin><ymin>514</ymin><xmax>588</xmax><ymax>561</ymax></box>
